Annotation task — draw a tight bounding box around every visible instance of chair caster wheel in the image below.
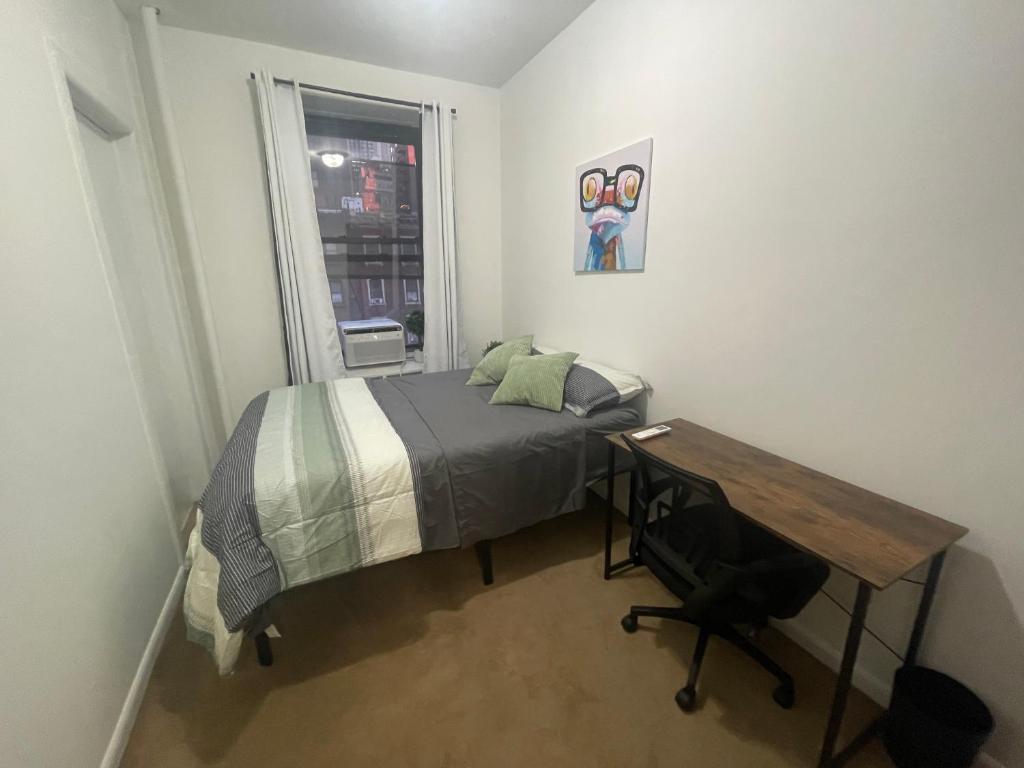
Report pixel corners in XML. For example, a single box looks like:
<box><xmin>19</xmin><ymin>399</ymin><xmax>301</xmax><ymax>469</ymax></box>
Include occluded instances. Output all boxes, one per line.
<box><xmin>772</xmin><ymin>683</ymin><xmax>795</xmax><ymax>709</ymax></box>
<box><xmin>621</xmin><ymin>614</ymin><xmax>638</xmax><ymax>633</ymax></box>
<box><xmin>675</xmin><ymin>686</ymin><xmax>697</xmax><ymax>712</ymax></box>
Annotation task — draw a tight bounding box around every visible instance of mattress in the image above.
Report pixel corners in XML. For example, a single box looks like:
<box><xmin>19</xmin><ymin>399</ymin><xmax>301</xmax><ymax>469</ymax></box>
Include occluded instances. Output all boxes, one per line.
<box><xmin>184</xmin><ymin>369</ymin><xmax>645</xmax><ymax>672</ymax></box>
<box><xmin>369</xmin><ymin>369</ymin><xmax>646</xmax><ymax>547</ymax></box>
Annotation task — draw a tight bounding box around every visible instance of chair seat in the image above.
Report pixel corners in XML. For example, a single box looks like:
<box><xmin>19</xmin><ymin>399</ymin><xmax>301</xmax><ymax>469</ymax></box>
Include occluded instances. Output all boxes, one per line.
<box><xmin>639</xmin><ymin>504</ymin><xmax>778</xmax><ymax>625</ymax></box>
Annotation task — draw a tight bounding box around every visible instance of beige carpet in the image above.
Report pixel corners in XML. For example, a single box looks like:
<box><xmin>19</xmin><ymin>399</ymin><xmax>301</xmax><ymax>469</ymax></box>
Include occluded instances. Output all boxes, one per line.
<box><xmin>124</xmin><ymin>496</ymin><xmax>890</xmax><ymax>767</ymax></box>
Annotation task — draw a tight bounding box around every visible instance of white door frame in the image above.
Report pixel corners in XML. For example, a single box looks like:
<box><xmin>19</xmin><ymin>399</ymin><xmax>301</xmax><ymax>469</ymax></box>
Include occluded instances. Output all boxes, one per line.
<box><xmin>46</xmin><ymin>38</ymin><xmax>192</xmax><ymax>559</ymax></box>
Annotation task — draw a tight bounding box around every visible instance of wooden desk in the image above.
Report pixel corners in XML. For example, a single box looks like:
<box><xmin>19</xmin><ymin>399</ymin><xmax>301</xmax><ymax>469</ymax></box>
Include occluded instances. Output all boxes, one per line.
<box><xmin>604</xmin><ymin>418</ymin><xmax>967</xmax><ymax>767</ymax></box>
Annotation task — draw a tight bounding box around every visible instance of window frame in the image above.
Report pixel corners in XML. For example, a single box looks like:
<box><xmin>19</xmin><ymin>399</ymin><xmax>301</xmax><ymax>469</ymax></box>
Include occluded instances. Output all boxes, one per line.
<box><xmin>366</xmin><ymin>278</ymin><xmax>387</xmax><ymax>306</ymax></box>
<box><xmin>329</xmin><ymin>279</ymin><xmax>344</xmax><ymax>305</ymax></box>
<box><xmin>403</xmin><ymin>278</ymin><xmax>422</xmax><ymax>305</ymax></box>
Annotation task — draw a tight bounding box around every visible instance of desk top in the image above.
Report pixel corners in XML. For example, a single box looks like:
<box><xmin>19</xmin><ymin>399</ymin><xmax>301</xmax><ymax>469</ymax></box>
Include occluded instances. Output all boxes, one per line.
<box><xmin>608</xmin><ymin>419</ymin><xmax>967</xmax><ymax>590</ymax></box>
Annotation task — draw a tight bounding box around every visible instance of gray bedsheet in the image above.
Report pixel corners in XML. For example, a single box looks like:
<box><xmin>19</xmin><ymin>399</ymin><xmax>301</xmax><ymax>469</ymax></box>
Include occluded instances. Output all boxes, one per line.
<box><xmin>369</xmin><ymin>370</ymin><xmax>645</xmax><ymax>548</ymax></box>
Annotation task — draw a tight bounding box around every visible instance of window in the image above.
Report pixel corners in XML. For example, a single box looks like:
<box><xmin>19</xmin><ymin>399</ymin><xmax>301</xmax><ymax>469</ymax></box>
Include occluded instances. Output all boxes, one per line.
<box><xmin>404</xmin><ymin>278</ymin><xmax>421</xmax><ymax>305</ymax></box>
<box><xmin>304</xmin><ymin>108</ymin><xmax>423</xmax><ymax>347</ymax></box>
<box><xmin>367</xmin><ymin>278</ymin><xmax>386</xmax><ymax>306</ymax></box>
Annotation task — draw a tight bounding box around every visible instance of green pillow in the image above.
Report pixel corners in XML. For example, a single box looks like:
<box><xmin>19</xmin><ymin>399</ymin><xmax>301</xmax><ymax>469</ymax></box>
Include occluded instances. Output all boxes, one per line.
<box><xmin>489</xmin><ymin>352</ymin><xmax>579</xmax><ymax>411</ymax></box>
<box><xmin>466</xmin><ymin>335</ymin><xmax>534</xmax><ymax>385</ymax></box>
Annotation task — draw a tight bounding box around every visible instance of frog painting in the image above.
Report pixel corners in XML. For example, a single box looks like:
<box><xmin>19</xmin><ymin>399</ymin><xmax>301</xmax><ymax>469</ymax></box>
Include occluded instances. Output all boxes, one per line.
<box><xmin>574</xmin><ymin>138</ymin><xmax>653</xmax><ymax>273</ymax></box>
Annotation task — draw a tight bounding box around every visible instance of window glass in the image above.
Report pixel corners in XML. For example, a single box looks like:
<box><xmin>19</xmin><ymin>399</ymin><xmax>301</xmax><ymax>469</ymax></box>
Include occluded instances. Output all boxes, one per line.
<box><xmin>404</xmin><ymin>278</ymin><xmax>421</xmax><ymax>304</ymax></box>
<box><xmin>304</xmin><ymin>112</ymin><xmax>422</xmax><ymax>348</ymax></box>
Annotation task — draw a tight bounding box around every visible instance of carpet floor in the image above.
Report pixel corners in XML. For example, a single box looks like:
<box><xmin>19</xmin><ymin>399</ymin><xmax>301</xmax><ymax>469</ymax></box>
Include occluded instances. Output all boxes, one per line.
<box><xmin>123</xmin><ymin>496</ymin><xmax>890</xmax><ymax>767</ymax></box>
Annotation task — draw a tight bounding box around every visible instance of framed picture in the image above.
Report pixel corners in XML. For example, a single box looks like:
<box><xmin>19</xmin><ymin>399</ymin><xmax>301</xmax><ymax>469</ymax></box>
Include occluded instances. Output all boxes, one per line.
<box><xmin>574</xmin><ymin>138</ymin><xmax>653</xmax><ymax>273</ymax></box>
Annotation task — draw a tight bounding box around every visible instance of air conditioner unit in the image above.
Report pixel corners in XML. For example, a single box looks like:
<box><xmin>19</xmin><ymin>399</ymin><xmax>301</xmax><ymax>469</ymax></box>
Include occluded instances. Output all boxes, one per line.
<box><xmin>339</xmin><ymin>318</ymin><xmax>406</xmax><ymax>368</ymax></box>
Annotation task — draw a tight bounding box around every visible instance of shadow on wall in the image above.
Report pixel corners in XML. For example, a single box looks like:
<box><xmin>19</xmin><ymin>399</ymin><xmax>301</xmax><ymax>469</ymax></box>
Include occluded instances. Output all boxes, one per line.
<box><xmin>927</xmin><ymin>544</ymin><xmax>1024</xmax><ymax>765</ymax></box>
<box><xmin>247</xmin><ymin>78</ymin><xmax>276</xmax><ymax>248</ymax></box>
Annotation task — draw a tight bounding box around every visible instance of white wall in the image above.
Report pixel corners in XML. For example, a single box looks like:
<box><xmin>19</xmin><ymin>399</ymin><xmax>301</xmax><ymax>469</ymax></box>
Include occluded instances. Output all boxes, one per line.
<box><xmin>501</xmin><ymin>0</ymin><xmax>1024</xmax><ymax>763</ymax></box>
<box><xmin>144</xmin><ymin>26</ymin><xmax>504</xmax><ymax>424</ymax></box>
<box><xmin>0</xmin><ymin>0</ymin><xmax>205</xmax><ymax>764</ymax></box>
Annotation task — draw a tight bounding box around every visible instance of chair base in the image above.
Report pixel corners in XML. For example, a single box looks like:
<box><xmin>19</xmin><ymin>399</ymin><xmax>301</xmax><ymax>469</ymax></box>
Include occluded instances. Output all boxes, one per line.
<box><xmin>675</xmin><ymin>686</ymin><xmax>698</xmax><ymax>712</ymax></box>
<box><xmin>772</xmin><ymin>682</ymin><xmax>795</xmax><ymax>709</ymax></box>
<box><xmin>622</xmin><ymin>605</ymin><xmax>795</xmax><ymax>713</ymax></box>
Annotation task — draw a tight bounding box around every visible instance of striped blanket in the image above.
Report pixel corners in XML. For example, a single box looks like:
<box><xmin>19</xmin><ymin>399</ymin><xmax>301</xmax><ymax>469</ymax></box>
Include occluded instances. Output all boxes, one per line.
<box><xmin>183</xmin><ymin>369</ymin><xmax>646</xmax><ymax>674</ymax></box>
<box><xmin>184</xmin><ymin>378</ymin><xmax>422</xmax><ymax>674</ymax></box>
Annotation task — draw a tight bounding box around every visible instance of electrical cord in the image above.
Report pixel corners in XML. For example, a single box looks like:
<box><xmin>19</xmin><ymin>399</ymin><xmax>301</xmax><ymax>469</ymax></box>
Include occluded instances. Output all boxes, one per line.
<box><xmin>819</xmin><ymin>588</ymin><xmax>906</xmax><ymax>662</ymax></box>
<box><xmin>899</xmin><ymin>577</ymin><xmax>926</xmax><ymax>586</ymax></box>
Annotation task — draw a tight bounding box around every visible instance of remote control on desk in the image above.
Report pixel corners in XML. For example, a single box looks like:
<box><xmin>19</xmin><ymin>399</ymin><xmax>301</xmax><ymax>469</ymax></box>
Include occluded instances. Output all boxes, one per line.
<box><xmin>631</xmin><ymin>424</ymin><xmax>672</xmax><ymax>441</ymax></box>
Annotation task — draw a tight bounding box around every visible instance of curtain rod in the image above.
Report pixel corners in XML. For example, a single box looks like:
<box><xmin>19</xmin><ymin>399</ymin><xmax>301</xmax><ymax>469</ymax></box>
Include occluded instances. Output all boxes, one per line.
<box><xmin>248</xmin><ymin>72</ymin><xmax>456</xmax><ymax>115</ymax></box>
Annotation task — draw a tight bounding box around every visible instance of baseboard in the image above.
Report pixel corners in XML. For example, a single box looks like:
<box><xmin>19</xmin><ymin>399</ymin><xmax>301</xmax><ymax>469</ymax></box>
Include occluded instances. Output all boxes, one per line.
<box><xmin>100</xmin><ymin>565</ymin><xmax>186</xmax><ymax>768</ymax></box>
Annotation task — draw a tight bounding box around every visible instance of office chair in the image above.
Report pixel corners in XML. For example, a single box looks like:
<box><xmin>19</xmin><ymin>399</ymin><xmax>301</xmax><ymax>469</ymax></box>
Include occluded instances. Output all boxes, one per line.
<box><xmin>619</xmin><ymin>435</ymin><xmax>830</xmax><ymax>712</ymax></box>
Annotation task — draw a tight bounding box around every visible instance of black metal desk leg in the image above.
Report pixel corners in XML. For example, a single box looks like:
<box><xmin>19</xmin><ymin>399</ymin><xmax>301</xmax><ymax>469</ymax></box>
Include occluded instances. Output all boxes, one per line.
<box><xmin>603</xmin><ymin>442</ymin><xmax>616</xmax><ymax>580</ymax></box>
<box><xmin>627</xmin><ymin>469</ymin><xmax>637</xmax><ymax>527</ymax></box>
<box><xmin>824</xmin><ymin>550</ymin><xmax>950</xmax><ymax>767</ymax></box>
<box><xmin>818</xmin><ymin>582</ymin><xmax>873</xmax><ymax>768</ymax></box>
<box><xmin>905</xmin><ymin>550</ymin><xmax>946</xmax><ymax>666</ymax></box>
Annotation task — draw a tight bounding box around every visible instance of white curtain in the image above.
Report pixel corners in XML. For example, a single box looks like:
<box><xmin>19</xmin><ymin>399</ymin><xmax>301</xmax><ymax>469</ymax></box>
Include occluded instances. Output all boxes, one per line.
<box><xmin>421</xmin><ymin>101</ymin><xmax>468</xmax><ymax>372</ymax></box>
<box><xmin>254</xmin><ymin>70</ymin><xmax>346</xmax><ymax>384</ymax></box>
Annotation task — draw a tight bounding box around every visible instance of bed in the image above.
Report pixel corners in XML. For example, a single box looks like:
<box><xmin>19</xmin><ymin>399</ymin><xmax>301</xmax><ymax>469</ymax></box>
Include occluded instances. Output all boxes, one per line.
<box><xmin>184</xmin><ymin>368</ymin><xmax>645</xmax><ymax>673</ymax></box>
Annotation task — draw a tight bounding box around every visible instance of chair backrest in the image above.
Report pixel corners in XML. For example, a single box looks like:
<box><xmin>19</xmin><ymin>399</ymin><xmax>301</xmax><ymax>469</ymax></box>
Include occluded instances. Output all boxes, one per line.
<box><xmin>623</xmin><ymin>434</ymin><xmax>744</xmax><ymax>564</ymax></box>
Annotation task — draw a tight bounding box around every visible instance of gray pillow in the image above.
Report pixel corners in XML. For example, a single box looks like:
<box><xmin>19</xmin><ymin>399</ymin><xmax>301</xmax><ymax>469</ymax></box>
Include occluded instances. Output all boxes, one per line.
<box><xmin>563</xmin><ymin>364</ymin><xmax>622</xmax><ymax>416</ymax></box>
<box><xmin>529</xmin><ymin>345</ymin><xmax>648</xmax><ymax>417</ymax></box>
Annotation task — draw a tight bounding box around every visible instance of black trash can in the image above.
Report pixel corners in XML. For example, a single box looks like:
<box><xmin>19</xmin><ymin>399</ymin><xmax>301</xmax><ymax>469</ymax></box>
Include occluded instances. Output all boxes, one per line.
<box><xmin>883</xmin><ymin>665</ymin><xmax>993</xmax><ymax>768</ymax></box>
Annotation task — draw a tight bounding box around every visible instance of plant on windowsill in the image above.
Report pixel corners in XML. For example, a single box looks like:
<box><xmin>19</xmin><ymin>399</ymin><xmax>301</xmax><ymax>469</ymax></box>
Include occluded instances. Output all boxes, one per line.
<box><xmin>405</xmin><ymin>310</ymin><xmax>425</xmax><ymax>364</ymax></box>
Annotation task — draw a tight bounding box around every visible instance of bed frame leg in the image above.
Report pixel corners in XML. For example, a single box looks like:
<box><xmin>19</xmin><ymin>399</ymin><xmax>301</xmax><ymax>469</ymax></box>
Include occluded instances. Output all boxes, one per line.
<box><xmin>476</xmin><ymin>539</ymin><xmax>494</xmax><ymax>586</ymax></box>
<box><xmin>254</xmin><ymin>631</ymin><xmax>274</xmax><ymax>667</ymax></box>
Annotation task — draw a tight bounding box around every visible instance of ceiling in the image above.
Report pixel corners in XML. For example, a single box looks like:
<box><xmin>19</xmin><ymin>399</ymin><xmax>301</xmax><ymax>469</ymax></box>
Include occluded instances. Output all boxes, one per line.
<box><xmin>116</xmin><ymin>0</ymin><xmax>596</xmax><ymax>86</ymax></box>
